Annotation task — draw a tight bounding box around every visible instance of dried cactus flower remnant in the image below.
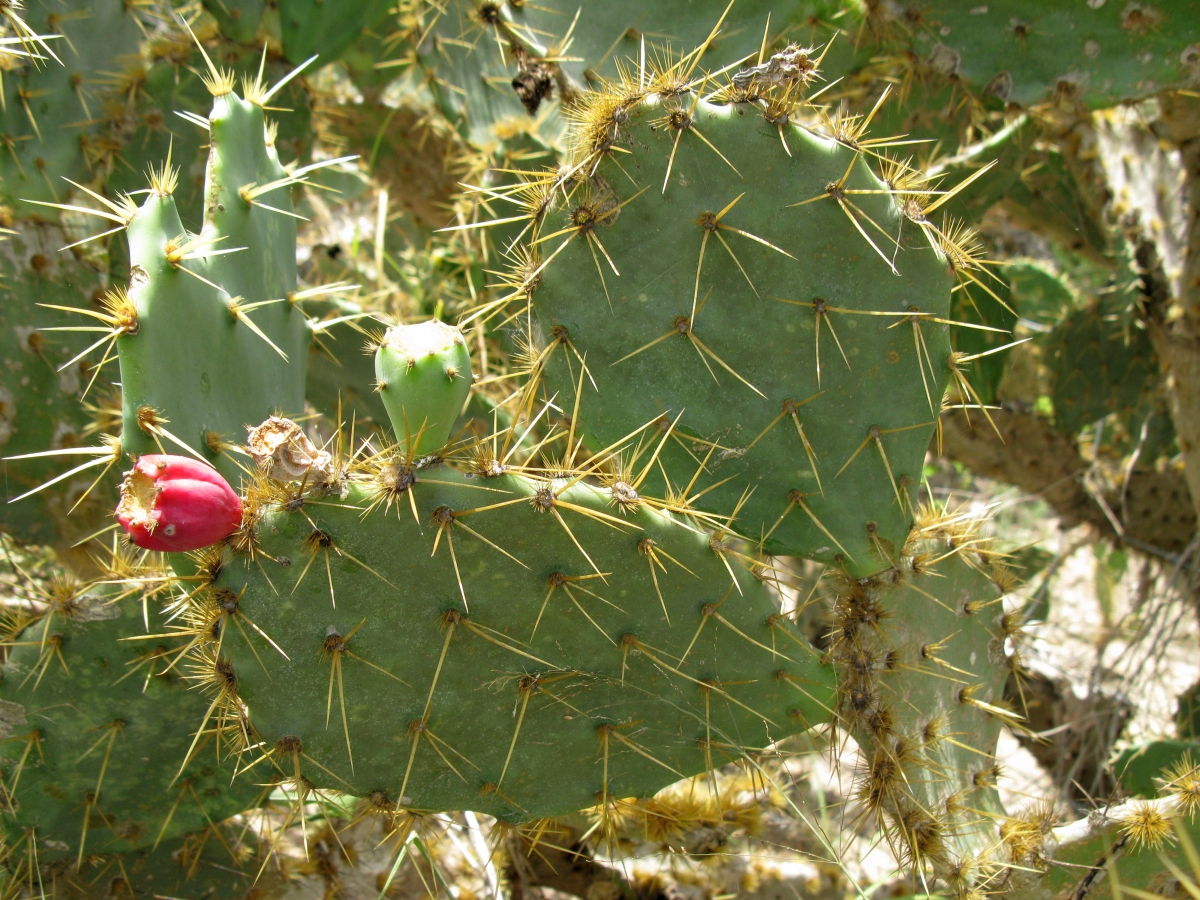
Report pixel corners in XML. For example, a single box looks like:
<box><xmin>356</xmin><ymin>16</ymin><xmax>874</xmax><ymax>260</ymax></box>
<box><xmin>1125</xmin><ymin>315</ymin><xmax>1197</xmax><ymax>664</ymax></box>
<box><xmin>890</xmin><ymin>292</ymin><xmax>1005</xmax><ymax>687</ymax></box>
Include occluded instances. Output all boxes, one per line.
<box><xmin>247</xmin><ymin>416</ymin><xmax>334</xmax><ymax>482</ymax></box>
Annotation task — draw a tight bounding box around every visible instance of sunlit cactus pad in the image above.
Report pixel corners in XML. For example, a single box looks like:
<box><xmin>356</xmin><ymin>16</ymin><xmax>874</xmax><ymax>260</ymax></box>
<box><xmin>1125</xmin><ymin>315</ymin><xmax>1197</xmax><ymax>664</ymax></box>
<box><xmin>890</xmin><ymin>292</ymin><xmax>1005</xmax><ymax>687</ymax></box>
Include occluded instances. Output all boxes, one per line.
<box><xmin>0</xmin><ymin>595</ymin><xmax>260</xmax><ymax>860</ymax></box>
<box><xmin>507</xmin><ymin>75</ymin><xmax>957</xmax><ymax>573</ymax></box>
<box><xmin>205</xmin><ymin>461</ymin><xmax>835</xmax><ymax>820</ymax></box>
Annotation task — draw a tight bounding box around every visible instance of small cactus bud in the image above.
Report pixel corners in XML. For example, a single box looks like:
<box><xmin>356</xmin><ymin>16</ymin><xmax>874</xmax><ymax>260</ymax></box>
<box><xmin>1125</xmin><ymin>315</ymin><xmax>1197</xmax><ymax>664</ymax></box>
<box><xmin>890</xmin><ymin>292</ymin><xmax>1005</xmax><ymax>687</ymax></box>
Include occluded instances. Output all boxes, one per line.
<box><xmin>116</xmin><ymin>455</ymin><xmax>242</xmax><ymax>552</ymax></box>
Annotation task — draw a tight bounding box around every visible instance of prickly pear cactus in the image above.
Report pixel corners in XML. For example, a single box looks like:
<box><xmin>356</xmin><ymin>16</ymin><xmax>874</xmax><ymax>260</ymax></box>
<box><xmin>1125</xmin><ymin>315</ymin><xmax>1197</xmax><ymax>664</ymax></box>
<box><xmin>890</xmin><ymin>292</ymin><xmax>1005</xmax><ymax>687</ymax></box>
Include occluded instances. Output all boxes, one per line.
<box><xmin>105</xmin><ymin>34</ymin><xmax>317</xmax><ymax>232</ymax></box>
<box><xmin>203</xmin><ymin>0</ymin><xmax>392</xmax><ymax>65</ymax></box>
<box><xmin>1039</xmin><ymin>768</ymin><xmax>1200</xmax><ymax>899</ymax></box>
<box><xmin>506</xmin><ymin>72</ymin><xmax>956</xmax><ymax>573</ymax></box>
<box><xmin>855</xmin><ymin>1</ymin><xmax>1200</xmax><ymax>112</ymax></box>
<box><xmin>115</xmin><ymin>75</ymin><xmax>311</xmax><ymax>484</ymax></box>
<box><xmin>201</xmin><ymin>322</ymin><xmax>835</xmax><ymax>821</ymax></box>
<box><xmin>402</xmin><ymin>0</ymin><xmax>781</xmax><ymax>149</ymax></box>
<box><xmin>0</xmin><ymin>226</ymin><xmax>117</xmax><ymax>549</ymax></box>
<box><xmin>0</xmin><ymin>586</ymin><xmax>261</xmax><ymax>860</ymax></box>
<box><xmin>62</xmin><ymin>830</ymin><xmax>275</xmax><ymax>900</ymax></box>
<box><xmin>0</xmin><ymin>0</ymin><xmax>144</xmax><ymax>215</ymax></box>
<box><xmin>830</xmin><ymin>508</ymin><xmax>1019</xmax><ymax>897</ymax></box>
<box><xmin>1046</xmin><ymin>294</ymin><xmax>1160</xmax><ymax>441</ymax></box>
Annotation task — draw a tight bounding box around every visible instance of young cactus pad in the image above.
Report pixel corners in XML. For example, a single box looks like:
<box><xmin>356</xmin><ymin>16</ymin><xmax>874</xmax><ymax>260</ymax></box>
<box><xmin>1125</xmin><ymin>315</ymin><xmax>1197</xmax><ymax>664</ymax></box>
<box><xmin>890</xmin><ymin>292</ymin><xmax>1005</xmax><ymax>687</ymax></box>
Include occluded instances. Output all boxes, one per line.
<box><xmin>116</xmin><ymin>82</ymin><xmax>310</xmax><ymax>483</ymax></box>
<box><xmin>510</xmin><ymin>84</ymin><xmax>955</xmax><ymax>574</ymax></box>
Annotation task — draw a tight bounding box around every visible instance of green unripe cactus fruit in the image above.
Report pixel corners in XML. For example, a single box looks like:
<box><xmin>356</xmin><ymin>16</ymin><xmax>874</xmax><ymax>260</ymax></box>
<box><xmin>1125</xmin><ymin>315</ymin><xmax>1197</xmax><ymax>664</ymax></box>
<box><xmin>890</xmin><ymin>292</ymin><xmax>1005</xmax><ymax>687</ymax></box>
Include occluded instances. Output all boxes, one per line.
<box><xmin>376</xmin><ymin>320</ymin><xmax>473</xmax><ymax>456</ymax></box>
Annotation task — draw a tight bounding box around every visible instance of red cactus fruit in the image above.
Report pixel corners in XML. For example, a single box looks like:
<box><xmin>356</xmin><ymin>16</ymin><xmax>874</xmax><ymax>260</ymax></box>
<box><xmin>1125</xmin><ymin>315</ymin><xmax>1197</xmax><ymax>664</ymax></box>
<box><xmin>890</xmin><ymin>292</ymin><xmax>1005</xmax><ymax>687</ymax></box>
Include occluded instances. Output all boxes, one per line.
<box><xmin>116</xmin><ymin>455</ymin><xmax>242</xmax><ymax>552</ymax></box>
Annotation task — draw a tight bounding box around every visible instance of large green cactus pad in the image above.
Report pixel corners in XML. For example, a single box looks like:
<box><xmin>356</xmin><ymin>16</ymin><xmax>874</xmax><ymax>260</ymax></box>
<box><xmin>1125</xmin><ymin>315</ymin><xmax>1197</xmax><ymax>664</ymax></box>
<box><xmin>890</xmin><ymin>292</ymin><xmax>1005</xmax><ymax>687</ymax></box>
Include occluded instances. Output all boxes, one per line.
<box><xmin>520</xmin><ymin>93</ymin><xmax>953</xmax><ymax>573</ymax></box>
<box><xmin>0</xmin><ymin>602</ymin><xmax>261</xmax><ymax>860</ymax></box>
<box><xmin>210</xmin><ymin>464</ymin><xmax>835</xmax><ymax>820</ymax></box>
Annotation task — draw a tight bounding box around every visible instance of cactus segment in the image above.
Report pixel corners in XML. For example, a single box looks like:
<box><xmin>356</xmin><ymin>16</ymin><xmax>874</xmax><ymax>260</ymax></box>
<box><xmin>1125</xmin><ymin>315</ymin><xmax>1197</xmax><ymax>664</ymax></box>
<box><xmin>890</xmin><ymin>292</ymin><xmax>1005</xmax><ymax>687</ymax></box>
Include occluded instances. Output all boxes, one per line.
<box><xmin>857</xmin><ymin>2</ymin><xmax>1200</xmax><ymax>111</ymax></box>
<box><xmin>1046</xmin><ymin>294</ymin><xmax>1159</xmax><ymax>441</ymax></box>
<box><xmin>201</xmin><ymin>0</ymin><xmax>391</xmax><ymax>64</ymax></box>
<box><xmin>925</xmin><ymin>116</ymin><xmax>1108</xmax><ymax>259</ymax></box>
<box><xmin>64</xmin><ymin>832</ymin><xmax>270</xmax><ymax>900</ymax></box>
<box><xmin>0</xmin><ymin>225</ymin><xmax>120</xmax><ymax>551</ymax></box>
<box><xmin>1008</xmin><ymin>261</ymin><xmax>1075</xmax><ymax>328</ymax></box>
<box><xmin>277</xmin><ymin>0</ymin><xmax>393</xmax><ymax>65</ymax></box>
<box><xmin>1045</xmin><ymin>806</ymin><xmax>1200</xmax><ymax>898</ymax></box>
<box><xmin>405</xmin><ymin>0</ymin><xmax>780</xmax><ymax>148</ymax></box>
<box><xmin>375</xmin><ymin>320</ymin><xmax>473</xmax><ymax>456</ymax></box>
<box><xmin>116</xmin><ymin>89</ymin><xmax>309</xmax><ymax>483</ymax></box>
<box><xmin>209</xmin><ymin>460</ymin><xmax>834</xmax><ymax>820</ymax></box>
<box><xmin>0</xmin><ymin>0</ymin><xmax>143</xmax><ymax>217</ymax></box>
<box><xmin>105</xmin><ymin>41</ymin><xmax>316</xmax><ymax>233</ymax></box>
<box><xmin>831</xmin><ymin>508</ymin><xmax>1018</xmax><ymax>897</ymax></box>
<box><xmin>202</xmin><ymin>0</ymin><xmax>266</xmax><ymax>44</ymax></box>
<box><xmin>517</xmin><ymin>92</ymin><xmax>954</xmax><ymax>572</ymax></box>
<box><xmin>1115</xmin><ymin>740</ymin><xmax>1200</xmax><ymax>799</ymax></box>
<box><xmin>0</xmin><ymin>601</ymin><xmax>261</xmax><ymax>859</ymax></box>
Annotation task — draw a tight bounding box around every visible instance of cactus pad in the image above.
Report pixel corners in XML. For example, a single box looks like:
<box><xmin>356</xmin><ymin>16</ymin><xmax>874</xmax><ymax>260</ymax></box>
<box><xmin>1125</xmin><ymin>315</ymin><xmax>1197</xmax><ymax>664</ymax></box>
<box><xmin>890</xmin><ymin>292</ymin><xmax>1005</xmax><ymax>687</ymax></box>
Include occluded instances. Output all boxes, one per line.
<box><xmin>0</xmin><ymin>596</ymin><xmax>260</xmax><ymax>860</ymax></box>
<box><xmin>509</xmin><ymin>84</ymin><xmax>955</xmax><ymax>573</ymax></box>
<box><xmin>205</xmin><ymin>457</ymin><xmax>835</xmax><ymax>820</ymax></box>
<box><xmin>830</xmin><ymin>507</ymin><xmax>1019</xmax><ymax>897</ymax></box>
